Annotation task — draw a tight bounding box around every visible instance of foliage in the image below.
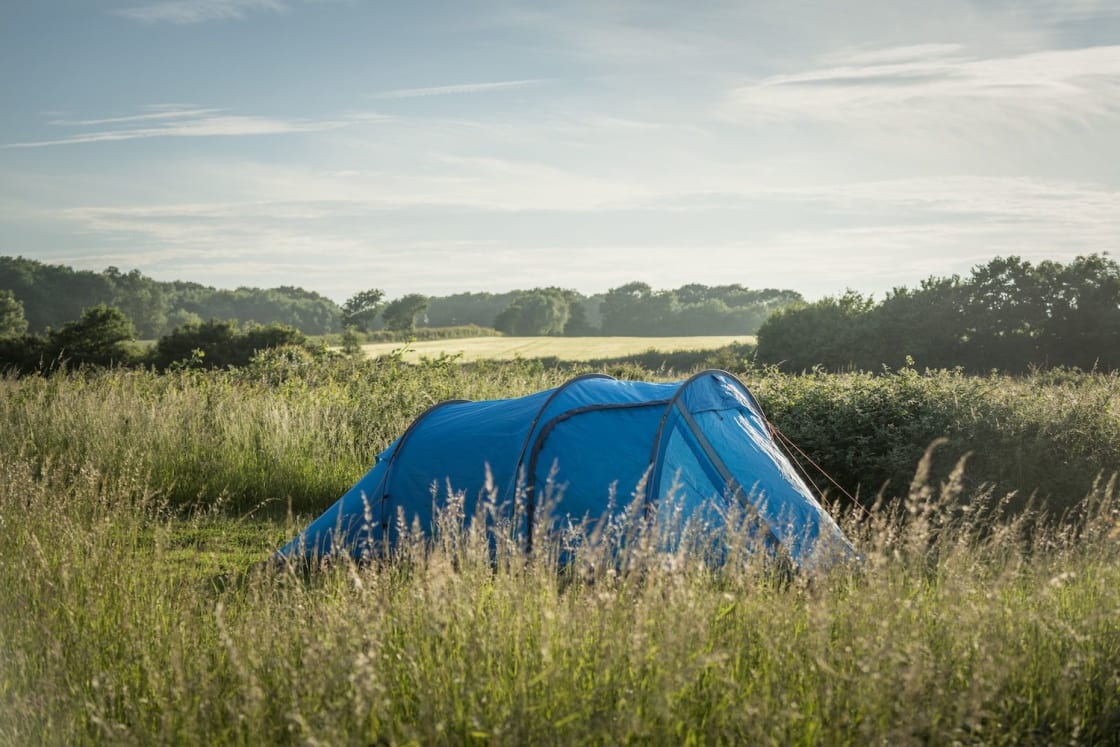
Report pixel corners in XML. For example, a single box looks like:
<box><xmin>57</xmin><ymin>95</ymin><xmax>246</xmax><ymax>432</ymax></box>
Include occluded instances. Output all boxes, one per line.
<box><xmin>0</xmin><ymin>256</ymin><xmax>343</xmax><ymax>336</ymax></box>
<box><xmin>2</xmin><ymin>256</ymin><xmax>802</xmax><ymax>341</ymax></box>
<box><xmin>494</xmin><ymin>288</ymin><xmax>571</xmax><ymax>335</ymax></box>
<box><xmin>45</xmin><ymin>305</ymin><xmax>137</xmax><ymax>368</ymax></box>
<box><xmin>361</xmin><ymin>324</ymin><xmax>502</xmax><ymax>343</ymax></box>
<box><xmin>0</xmin><ymin>289</ymin><xmax>29</xmax><ymax>339</ymax></box>
<box><xmin>339</xmin><ymin>326</ymin><xmax>364</xmax><ymax>357</ymax></box>
<box><xmin>340</xmin><ymin>288</ymin><xmax>384</xmax><ymax>332</ymax></box>
<box><xmin>381</xmin><ymin>293</ymin><xmax>429</xmax><ymax>332</ymax></box>
<box><xmin>757</xmin><ymin>254</ymin><xmax>1120</xmax><ymax>372</ymax></box>
<box><xmin>424</xmin><ymin>283</ymin><xmax>799</xmax><ymax>336</ymax></box>
<box><xmin>147</xmin><ymin>319</ymin><xmax>312</xmax><ymax>370</ymax></box>
<box><xmin>425</xmin><ymin>290</ymin><xmax>520</xmax><ymax>328</ymax></box>
<box><xmin>600</xmin><ymin>282</ymin><xmax>802</xmax><ymax>336</ymax></box>
<box><xmin>746</xmin><ymin>366</ymin><xmax>1120</xmax><ymax>515</ymax></box>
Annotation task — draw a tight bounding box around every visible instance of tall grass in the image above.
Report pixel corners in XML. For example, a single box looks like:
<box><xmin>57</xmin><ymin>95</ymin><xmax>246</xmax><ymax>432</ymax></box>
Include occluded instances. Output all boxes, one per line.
<box><xmin>3</xmin><ymin>357</ymin><xmax>1120</xmax><ymax>742</ymax></box>
<box><xmin>1</xmin><ymin>446</ymin><xmax>1118</xmax><ymax>744</ymax></box>
<box><xmin>3</xmin><ymin>357</ymin><xmax>1117</xmax><ymax>517</ymax></box>
<box><xmin>0</xmin><ymin>356</ymin><xmax>572</xmax><ymax>514</ymax></box>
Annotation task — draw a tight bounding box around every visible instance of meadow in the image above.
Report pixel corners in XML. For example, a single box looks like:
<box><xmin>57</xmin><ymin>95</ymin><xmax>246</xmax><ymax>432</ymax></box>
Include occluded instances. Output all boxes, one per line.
<box><xmin>358</xmin><ymin>334</ymin><xmax>755</xmax><ymax>362</ymax></box>
<box><xmin>2</xmin><ymin>350</ymin><xmax>1119</xmax><ymax>744</ymax></box>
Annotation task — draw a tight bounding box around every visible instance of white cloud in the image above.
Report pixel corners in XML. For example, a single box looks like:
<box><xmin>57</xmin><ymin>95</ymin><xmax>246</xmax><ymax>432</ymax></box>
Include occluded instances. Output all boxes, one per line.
<box><xmin>114</xmin><ymin>0</ymin><xmax>287</xmax><ymax>24</ymax></box>
<box><xmin>50</xmin><ymin>172</ymin><xmax>1119</xmax><ymax>300</ymax></box>
<box><xmin>48</xmin><ymin>106</ymin><xmax>219</xmax><ymax>127</ymax></box>
<box><xmin>723</xmin><ymin>44</ymin><xmax>1120</xmax><ymax>132</ymax></box>
<box><xmin>1</xmin><ymin>107</ymin><xmax>386</xmax><ymax>148</ymax></box>
<box><xmin>374</xmin><ymin>80</ymin><xmax>547</xmax><ymax>99</ymax></box>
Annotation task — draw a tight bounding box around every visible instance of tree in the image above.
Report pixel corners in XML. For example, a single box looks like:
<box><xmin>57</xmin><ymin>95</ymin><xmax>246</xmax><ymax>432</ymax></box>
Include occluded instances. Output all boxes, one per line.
<box><xmin>0</xmin><ymin>290</ymin><xmax>28</xmax><ymax>339</ymax></box>
<box><xmin>46</xmin><ymin>305</ymin><xmax>136</xmax><ymax>368</ymax></box>
<box><xmin>962</xmin><ymin>256</ymin><xmax>1049</xmax><ymax>370</ymax></box>
<box><xmin>600</xmin><ymin>282</ymin><xmax>661</xmax><ymax>335</ymax></box>
<box><xmin>382</xmin><ymin>294</ymin><xmax>429</xmax><ymax>333</ymax></box>
<box><xmin>755</xmin><ymin>291</ymin><xmax>873</xmax><ymax>371</ymax></box>
<box><xmin>1040</xmin><ymin>254</ymin><xmax>1120</xmax><ymax>370</ymax></box>
<box><xmin>341</xmin><ymin>288</ymin><xmax>385</xmax><ymax>332</ymax></box>
<box><xmin>494</xmin><ymin>289</ymin><xmax>571</xmax><ymax>336</ymax></box>
<box><xmin>109</xmin><ymin>267</ymin><xmax>168</xmax><ymax>338</ymax></box>
<box><xmin>424</xmin><ymin>291</ymin><xmax>517</xmax><ymax>328</ymax></box>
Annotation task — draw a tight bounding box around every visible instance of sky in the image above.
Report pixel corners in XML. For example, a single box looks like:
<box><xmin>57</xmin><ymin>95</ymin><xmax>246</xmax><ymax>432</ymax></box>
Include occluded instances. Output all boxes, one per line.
<box><xmin>2</xmin><ymin>1</ymin><xmax>1118</xmax><ymax>302</ymax></box>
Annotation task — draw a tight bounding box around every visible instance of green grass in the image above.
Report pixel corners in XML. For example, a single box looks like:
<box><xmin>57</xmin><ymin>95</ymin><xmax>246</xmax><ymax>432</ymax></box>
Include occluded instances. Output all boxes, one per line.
<box><xmin>2</xmin><ymin>357</ymin><xmax>1120</xmax><ymax>742</ymax></box>
<box><xmin>1</xmin><ymin>446</ymin><xmax>1118</xmax><ymax>744</ymax></box>
<box><xmin>359</xmin><ymin>335</ymin><xmax>756</xmax><ymax>362</ymax></box>
<box><xmin>3</xmin><ymin>356</ymin><xmax>1115</xmax><ymax>516</ymax></box>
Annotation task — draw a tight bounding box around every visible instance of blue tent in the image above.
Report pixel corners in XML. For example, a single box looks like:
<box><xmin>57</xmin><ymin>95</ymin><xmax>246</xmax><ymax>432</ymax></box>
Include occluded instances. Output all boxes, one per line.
<box><xmin>278</xmin><ymin>370</ymin><xmax>854</xmax><ymax>570</ymax></box>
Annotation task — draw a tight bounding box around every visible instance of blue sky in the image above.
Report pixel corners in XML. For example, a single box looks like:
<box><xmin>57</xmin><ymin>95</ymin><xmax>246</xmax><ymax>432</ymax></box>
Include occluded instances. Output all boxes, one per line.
<box><xmin>2</xmin><ymin>1</ymin><xmax>1118</xmax><ymax>301</ymax></box>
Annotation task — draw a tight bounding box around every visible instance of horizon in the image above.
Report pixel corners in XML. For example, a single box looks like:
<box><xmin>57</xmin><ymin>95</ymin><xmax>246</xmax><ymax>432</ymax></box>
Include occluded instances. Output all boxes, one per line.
<box><xmin>3</xmin><ymin>2</ymin><xmax>1118</xmax><ymax>302</ymax></box>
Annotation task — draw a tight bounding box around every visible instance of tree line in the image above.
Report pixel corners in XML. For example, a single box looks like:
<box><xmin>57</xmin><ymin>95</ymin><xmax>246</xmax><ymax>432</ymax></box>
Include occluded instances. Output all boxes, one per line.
<box><xmin>756</xmin><ymin>254</ymin><xmax>1120</xmax><ymax>373</ymax></box>
<box><xmin>0</xmin><ymin>256</ymin><xmax>342</xmax><ymax>338</ymax></box>
<box><xmin>1</xmin><ymin>255</ymin><xmax>799</xmax><ymax>339</ymax></box>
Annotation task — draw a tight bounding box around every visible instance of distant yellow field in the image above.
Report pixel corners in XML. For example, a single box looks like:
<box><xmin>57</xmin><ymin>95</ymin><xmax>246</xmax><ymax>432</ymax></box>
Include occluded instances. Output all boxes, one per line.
<box><xmin>360</xmin><ymin>335</ymin><xmax>755</xmax><ymax>362</ymax></box>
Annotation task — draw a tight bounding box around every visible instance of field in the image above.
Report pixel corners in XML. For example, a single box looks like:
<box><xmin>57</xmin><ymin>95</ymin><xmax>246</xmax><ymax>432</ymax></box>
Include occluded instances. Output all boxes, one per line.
<box><xmin>2</xmin><ymin>355</ymin><xmax>1119</xmax><ymax>744</ymax></box>
<box><xmin>360</xmin><ymin>335</ymin><xmax>755</xmax><ymax>362</ymax></box>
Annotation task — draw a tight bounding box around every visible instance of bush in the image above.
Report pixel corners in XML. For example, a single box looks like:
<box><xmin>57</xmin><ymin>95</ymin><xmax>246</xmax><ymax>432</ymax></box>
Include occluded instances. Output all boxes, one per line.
<box><xmin>148</xmin><ymin>319</ymin><xmax>310</xmax><ymax>370</ymax></box>
<box><xmin>748</xmin><ymin>366</ymin><xmax>1120</xmax><ymax>515</ymax></box>
<box><xmin>362</xmin><ymin>324</ymin><xmax>502</xmax><ymax>343</ymax></box>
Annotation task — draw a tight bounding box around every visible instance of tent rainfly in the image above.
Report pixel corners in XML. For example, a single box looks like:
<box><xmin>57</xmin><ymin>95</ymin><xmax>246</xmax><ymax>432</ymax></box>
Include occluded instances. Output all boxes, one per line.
<box><xmin>277</xmin><ymin>370</ymin><xmax>855</xmax><ymax>570</ymax></box>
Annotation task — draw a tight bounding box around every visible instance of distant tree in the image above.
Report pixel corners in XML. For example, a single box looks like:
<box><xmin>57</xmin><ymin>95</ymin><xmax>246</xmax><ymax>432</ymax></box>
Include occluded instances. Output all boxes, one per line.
<box><xmin>600</xmin><ymin>282</ymin><xmax>677</xmax><ymax>335</ymax></box>
<box><xmin>563</xmin><ymin>298</ymin><xmax>597</xmax><ymax>335</ymax></box>
<box><xmin>0</xmin><ymin>256</ymin><xmax>117</xmax><ymax>332</ymax></box>
<box><xmin>165</xmin><ymin>308</ymin><xmax>204</xmax><ymax>331</ymax></box>
<box><xmin>424</xmin><ymin>291</ymin><xmax>517</xmax><ymax>328</ymax></box>
<box><xmin>108</xmin><ymin>267</ymin><xmax>169</xmax><ymax>338</ymax></box>
<box><xmin>0</xmin><ymin>290</ymin><xmax>28</xmax><ymax>339</ymax></box>
<box><xmin>494</xmin><ymin>289</ymin><xmax>571</xmax><ymax>335</ymax></box>
<box><xmin>340</xmin><ymin>288</ymin><xmax>385</xmax><ymax>332</ymax></box>
<box><xmin>0</xmin><ymin>256</ymin><xmax>343</xmax><ymax>336</ymax></box>
<box><xmin>45</xmin><ymin>305</ymin><xmax>136</xmax><ymax>368</ymax></box>
<box><xmin>382</xmin><ymin>294</ymin><xmax>429</xmax><ymax>333</ymax></box>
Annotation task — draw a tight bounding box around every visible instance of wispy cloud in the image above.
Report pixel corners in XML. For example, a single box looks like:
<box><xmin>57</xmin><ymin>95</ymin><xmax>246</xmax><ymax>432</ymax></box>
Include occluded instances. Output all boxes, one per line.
<box><xmin>114</xmin><ymin>0</ymin><xmax>286</xmax><ymax>24</ymax></box>
<box><xmin>47</xmin><ymin>106</ymin><xmax>219</xmax><ymax>127</ymax></box>
<box><xmin>723</xmin><ymin>44</ymin><xmax>1120</xmax><ymax>132</ymax></box>
<box><xmin>3</xmin><ymin>106</ymin><xmax>389</xmax><ymax>148</ymax></box>
<box><xmin>374</xmin><ymin>79</ymin><xmax>546</xmax><ymax>99</ymax></box>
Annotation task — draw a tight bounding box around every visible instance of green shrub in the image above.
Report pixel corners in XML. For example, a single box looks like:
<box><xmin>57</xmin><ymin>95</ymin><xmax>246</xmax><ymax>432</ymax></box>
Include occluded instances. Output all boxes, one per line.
<box><xmin>748</xmin><ymin>366</ymin><xmax>1120</xmax><ymax>515</ymax></box>
<box><xmin>363</xmin><ymin>324</ymin><xmax>503</xmax><ymax>343</ymax></box>
<box><xmin>148</xmin><ymin>319</ymin><xmax>312</xmax><ymax>370</ymax></box>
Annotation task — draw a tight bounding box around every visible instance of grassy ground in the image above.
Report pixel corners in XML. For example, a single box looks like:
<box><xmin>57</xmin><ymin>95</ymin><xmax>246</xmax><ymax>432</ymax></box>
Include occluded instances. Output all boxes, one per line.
<box><xmin>3</xmin><ymin>358</ymin><xmax>1120</xmax><ymax>743</ymax></box>
<box><xmin>360</xmin><ymin>335</ymin><xmax>755</xmax><ymax>362</ymax></box>
<box><xmin>1</xmin><ymin>447</ymin><xmax>1118</xmax><ymax>744</ymax></box>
